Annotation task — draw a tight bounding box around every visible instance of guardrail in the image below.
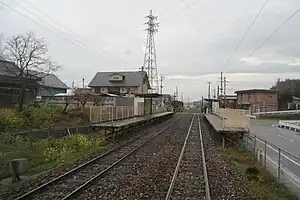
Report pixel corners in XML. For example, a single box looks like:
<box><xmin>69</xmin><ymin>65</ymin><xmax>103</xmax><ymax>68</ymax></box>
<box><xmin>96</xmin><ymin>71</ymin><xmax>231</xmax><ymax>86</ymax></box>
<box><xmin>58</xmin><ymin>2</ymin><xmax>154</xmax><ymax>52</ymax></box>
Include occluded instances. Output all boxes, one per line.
<box><xmin>254</xmin><ymin>110</ymin><xmax>300</xmax><ymax>116</ymax></box>
<box><xmin>278</xmin><ymin>120</ymin><xmax>300</xmax><ymax>132</ymax></box>
<box><xmin>224</xmin><ymin>133</ymin><xmax>300</xmax><ymax>197</ymax></box>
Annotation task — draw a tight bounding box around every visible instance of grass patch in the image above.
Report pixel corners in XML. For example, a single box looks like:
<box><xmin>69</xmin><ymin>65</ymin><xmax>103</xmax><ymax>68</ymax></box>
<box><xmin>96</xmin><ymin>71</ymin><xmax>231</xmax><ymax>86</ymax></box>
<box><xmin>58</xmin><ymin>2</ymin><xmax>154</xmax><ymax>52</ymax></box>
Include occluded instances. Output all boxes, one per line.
<box><xmin>0</xmin><ymin>133</ymin><xmax>106</xmax><ymax>182</ymax></box>
<box><xmin>257</xmin><ymin>118</ymin><xmax>279</xmax><ymax>123</ymax></box>
<box><xmin>223</xmin><ymin>147</ymin><xmax>298</xmax><ymax>200</ymax></box>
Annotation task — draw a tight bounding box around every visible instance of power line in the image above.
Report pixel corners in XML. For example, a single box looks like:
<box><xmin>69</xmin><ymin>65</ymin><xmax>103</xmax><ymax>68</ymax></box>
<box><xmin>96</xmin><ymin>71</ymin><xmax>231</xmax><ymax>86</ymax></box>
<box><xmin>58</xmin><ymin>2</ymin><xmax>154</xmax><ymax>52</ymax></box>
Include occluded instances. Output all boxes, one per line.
<box><xmin>1</xmin><ymin>0</ymin><xmax>127</xmax><ymax>64</ymax></box>
<box><xmin>158</xmin><ymin>0</ymin><xmax>188</xmax><ymax>17</ymax></box>
<box><xmin>223</xmin><ymin>0</ymin><xmax>270</xmax><ymax>66</ymax></box>
<box><xmin>1</xmin><ymin>0</ymin><xmax>83</xmax><ymax>48</ymax></box>
<box><xmin>160</xmin><ymin>0</ymin><xmax>203</xmax><ymax>24</ymax></box>
<box><xmin>248</xmin><ymin>7</ymin><xmax>300</xmax><ymax>57</ymax></box>
<box><xmin>20</xmin><ymin>0</ymin><xmax>110</xmax><ymax>57</ymax></box>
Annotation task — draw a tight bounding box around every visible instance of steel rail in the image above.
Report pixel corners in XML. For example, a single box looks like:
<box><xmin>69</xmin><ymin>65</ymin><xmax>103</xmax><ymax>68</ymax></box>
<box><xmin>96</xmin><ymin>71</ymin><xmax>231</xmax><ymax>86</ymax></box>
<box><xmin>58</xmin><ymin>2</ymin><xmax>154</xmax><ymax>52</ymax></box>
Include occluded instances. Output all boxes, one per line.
<box><xmin>62</xmin><ymin>117</ymin><xmax>180</xmax><ymax>199</ymax></box>
<box><xmin>164</xmin><ymin>114</ymin><xmax>195</xmax><ymax>200</ymax></box>
<box><xmin>165</xmin><ymin>113</ymin><xmax>211</xmax><ymax>200</ymax></box>
<box><xmin>15</xmin><ymin>117</ymin><xmax>179</xmax><ymax>200</ymax></box>
<box><xmin>198</xmin><ymin>114</ymin><xmax>211</xmax><ymax>200</ymax></box>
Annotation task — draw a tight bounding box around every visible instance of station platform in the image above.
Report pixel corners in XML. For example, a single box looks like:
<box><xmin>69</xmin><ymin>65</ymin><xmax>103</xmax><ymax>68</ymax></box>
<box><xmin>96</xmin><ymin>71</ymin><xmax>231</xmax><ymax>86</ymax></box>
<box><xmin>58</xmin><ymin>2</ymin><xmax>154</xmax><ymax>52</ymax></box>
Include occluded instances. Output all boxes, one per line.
<box><xmin>204</xmin><ymin>113</ymin><xmax>248</xmax><ymax>133</ymax></box>
<box><xmin>90</xmin><ymin>112</ymin><xmax>174</xmax><ymax>142</ymax></box>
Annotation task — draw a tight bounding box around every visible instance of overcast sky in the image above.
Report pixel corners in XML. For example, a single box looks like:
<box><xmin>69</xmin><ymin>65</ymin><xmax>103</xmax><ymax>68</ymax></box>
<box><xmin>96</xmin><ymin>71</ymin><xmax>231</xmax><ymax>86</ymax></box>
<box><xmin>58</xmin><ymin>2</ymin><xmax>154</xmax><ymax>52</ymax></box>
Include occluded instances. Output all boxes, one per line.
<box><xmin>1</xmin><ymin>0</ymin><xmax>300</xmax><ymax>101</ymax></box>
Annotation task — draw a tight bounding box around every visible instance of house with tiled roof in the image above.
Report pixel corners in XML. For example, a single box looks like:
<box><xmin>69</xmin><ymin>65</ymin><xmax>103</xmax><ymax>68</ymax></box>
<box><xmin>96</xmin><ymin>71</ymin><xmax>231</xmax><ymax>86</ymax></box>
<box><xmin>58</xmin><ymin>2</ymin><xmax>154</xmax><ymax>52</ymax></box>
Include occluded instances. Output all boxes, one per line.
<box><xmin>0</xmin><ymin>57</ymin><xmax>69</xmax><ymax>107</ymax></box>
<box><xmin>88</xmin><ymin>71</ymin><xmax>150</xmax><ymax>95</ymax></box>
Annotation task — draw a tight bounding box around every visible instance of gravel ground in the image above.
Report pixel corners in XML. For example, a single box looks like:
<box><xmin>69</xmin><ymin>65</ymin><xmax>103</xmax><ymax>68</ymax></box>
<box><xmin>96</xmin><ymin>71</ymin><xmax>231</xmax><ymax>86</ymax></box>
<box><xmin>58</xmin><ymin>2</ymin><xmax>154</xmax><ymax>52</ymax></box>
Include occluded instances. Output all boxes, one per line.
<box><xmin>169</xmin><ymin>115</ymin><xmax>206</xmax><ymax>200</ymax></box>
<box><xmin>2</xmin><ymin>115</ymin><xmax>178</xmax><ymax>200</ymax></box>
<box><xmin>73</xmin><ymin>114</ymin><xmax>193</xmax><ymax>200</ymax></box>
<box><xmin>200</xmin><ymin>115</ymin><xmax>254</xmax><ymax>200</ymax></box>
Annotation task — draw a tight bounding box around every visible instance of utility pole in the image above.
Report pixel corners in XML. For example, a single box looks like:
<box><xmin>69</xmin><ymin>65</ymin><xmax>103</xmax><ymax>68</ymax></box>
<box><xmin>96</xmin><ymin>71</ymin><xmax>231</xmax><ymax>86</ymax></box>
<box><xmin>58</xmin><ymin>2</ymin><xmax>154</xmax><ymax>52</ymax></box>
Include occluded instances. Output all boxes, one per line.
<box><xmin>176</xmin><ymin>86</ymin><xmax>179</xmax><ymax>101</ymax></box>
<box><xmin>188</xmin><ymin>96</ymin><xmax>190</xmax><ymax>108</ymax></box>
<box><xmin>143</xmin><ymin>10</ymin><xmax>159</xmax><ymax>93</ymax></box>
<box><xmin>208</xmin><ymin>82</ymin><xmax>211</xmax><ymax>99</ymax></box>
<box><xmin>217</xmin><ymin>85</ymin><xmax>220</xmax><ymax>99</ymax></box>
<box><xmin>201</xmin><ymin>96</ymin><xmax>204</xmax><ymax>113</ymax></box>
<box><xmin>173</xmin><ymin>92</ymin><xmax>177</xmax><ymax>102</ymax></box>
<box><xmin>220</xmin><ymin>72</ymin><xmax>223</xmax><ymax>95</ymax></box>
<box><xmin>224</xmin><ymin>76</ymin><xmax>228</xmax><ymax>108</ymax></box>
<box><xmin>139</xmin><ymin>66</ymin><xmax>145</xmax><ymax>94</ymax></box>
<box><xmin>212</xmin><ymin>89</ymin><xmax>216</xmax><ymax>99</ymax></box>
<box><xmin>82</xmin><ymin>78</ymin><xmax>85</xmax><ymax>88</ymax></box>
<box><xmin>160</xmin><ymin>75</ymin><xmax>164</xmax><ymax>95</ymax></box>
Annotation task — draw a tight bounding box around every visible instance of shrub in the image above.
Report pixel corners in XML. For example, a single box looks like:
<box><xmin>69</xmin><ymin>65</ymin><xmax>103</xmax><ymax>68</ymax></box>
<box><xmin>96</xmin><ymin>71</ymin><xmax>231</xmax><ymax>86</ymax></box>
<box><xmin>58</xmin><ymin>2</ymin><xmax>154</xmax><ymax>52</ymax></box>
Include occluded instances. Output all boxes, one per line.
<box><xmin>42</xmin><ymin>134</ymin><xmax>105</xmax><ymax>162</ymax></box>
<box><xmin>0</xmin><ymin>103</ymin><xmax>85</xmax><ymax>131</ymax></box>
<box><xmin>21</xmin><ymin>104</ymin><xmax>62</xmax><ymax>128</ymax></box>
<box><xmin>0</xmin><ymin>109</ymin><xmax>25</xmax><ymax>131</ymax></box>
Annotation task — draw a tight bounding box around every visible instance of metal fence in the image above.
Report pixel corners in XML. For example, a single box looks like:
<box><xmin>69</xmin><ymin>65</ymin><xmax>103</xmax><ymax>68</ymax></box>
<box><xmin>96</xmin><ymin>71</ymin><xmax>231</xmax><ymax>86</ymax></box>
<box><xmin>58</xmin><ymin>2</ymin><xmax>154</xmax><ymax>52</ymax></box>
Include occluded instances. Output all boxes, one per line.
<box><xmin>89</xmin><ymin>106</ymin><xmax>135</xmax><ymax>124</ymax></box>
<box><xmin>89</xmin><ymin>105</ymin><xmax>168</xmax><ymax>124</ymax></box>
<box><xmin>225</xmin><ymin>133</ymin><xmax>300</xmax><ymax>197</ymax></box>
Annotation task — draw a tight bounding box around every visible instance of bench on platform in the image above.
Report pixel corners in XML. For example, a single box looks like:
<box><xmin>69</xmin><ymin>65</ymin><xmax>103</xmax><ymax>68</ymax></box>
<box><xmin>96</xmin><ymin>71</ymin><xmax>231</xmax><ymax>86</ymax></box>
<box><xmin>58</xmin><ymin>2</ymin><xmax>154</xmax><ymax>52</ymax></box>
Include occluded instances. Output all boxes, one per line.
<box><xmin>90</xmin><ymin>112</ymin><xmax>174</xmax><ymax>142</ymax></box>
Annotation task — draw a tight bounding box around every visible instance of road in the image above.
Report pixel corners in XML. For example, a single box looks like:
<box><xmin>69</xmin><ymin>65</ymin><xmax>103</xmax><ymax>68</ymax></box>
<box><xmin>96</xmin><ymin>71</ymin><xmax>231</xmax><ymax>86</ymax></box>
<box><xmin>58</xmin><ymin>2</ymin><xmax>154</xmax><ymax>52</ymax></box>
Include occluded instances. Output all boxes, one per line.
<box><xmin>250</xmin><ymin>120</ymin><xmax>300</xmax><ymax>189</ymax></box>
<box><xmin>250</xmin><ymin>120</ymin><xmax>300</xmax><ymax>158</ymax></box>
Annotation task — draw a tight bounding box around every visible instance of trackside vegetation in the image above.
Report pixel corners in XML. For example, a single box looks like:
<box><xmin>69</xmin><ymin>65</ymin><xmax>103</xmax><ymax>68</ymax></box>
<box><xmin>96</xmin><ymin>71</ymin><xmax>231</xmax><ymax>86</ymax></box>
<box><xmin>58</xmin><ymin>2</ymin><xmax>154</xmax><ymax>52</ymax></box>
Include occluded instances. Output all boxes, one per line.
<box><xmin>223</xmin><ymin>147</ymin><xmax>298</xmax><ymax>200</ymax></box>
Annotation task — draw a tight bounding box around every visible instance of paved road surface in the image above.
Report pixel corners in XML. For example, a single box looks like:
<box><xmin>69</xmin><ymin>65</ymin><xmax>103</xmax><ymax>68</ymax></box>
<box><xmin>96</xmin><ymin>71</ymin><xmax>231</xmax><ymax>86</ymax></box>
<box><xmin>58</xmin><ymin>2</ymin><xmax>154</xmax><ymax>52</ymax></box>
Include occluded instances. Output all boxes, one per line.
<box><xmin>250</xmin><ymin>120</ymin><xmax>300</xmax><ymax>158</ymax></box>
<box><xmin>250</xmin><ymin>120</ymin><xmax>300</xmax><ymax>189</ymax></box>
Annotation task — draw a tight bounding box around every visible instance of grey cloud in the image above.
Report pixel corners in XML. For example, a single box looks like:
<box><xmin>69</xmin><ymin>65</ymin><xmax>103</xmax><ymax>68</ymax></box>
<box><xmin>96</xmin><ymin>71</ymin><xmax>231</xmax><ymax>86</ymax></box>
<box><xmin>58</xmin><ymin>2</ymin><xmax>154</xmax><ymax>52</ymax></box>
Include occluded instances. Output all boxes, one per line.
<box><xmin>1</xmin><ymin>0</ymin><xmax>300</xmax><ymax>100</ymax></box>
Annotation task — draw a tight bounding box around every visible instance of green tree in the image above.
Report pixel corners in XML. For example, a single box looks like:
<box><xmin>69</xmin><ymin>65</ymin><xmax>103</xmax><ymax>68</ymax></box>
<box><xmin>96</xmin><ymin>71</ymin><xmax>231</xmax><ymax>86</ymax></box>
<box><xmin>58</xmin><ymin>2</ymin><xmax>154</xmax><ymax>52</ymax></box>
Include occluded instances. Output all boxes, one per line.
<box><xmin>271</xmin><ymin>78</ymin><xmax>300</xmax><ymax>109</ymax></box>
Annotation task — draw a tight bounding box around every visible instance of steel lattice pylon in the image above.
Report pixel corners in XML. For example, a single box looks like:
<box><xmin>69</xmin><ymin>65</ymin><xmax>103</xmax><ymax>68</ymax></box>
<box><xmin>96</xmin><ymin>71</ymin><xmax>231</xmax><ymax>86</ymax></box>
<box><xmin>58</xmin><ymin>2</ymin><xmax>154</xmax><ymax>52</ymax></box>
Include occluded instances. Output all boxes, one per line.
<box><xmin>143</xmin><ymin>10</ymin><xmax>159</xmax><ymax>93</ymax></box>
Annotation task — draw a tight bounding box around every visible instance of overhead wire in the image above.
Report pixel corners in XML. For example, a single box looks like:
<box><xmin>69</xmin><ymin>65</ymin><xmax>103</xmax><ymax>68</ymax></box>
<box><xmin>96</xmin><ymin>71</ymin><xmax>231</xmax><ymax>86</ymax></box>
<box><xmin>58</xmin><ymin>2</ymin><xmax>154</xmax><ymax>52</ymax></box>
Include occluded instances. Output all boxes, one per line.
<box><xmin>1</xmin><ymin>0</ymin><xmax>127</xmax><ymax>64</ymax></box>
<box><xmin>158</xmin><ymin>0</ymin><xmax>188</xmax><ymax>17</ymax></box>
<box><xmin>20</xmin><ymin>0</ymin><xmax>110</xmax><ymax>57</ymax></box>
<box><xmin>0</xmin><ymin>0</ymin><xmax>83</xmax><ymax>49</ymax></box>
<box><xmin>247</xmin><ymin>7</ymin><xmax>300</xmax><ymax>57</ymax></box>
<box><xmin>223</xmin><ymin>0</ymin><xmax>270</xmax><ymax>66</ymax></box>
<box><xmin>160</xmin><ymin>0</ymin><xmax>203</xmax><ymax>24</ymax></box>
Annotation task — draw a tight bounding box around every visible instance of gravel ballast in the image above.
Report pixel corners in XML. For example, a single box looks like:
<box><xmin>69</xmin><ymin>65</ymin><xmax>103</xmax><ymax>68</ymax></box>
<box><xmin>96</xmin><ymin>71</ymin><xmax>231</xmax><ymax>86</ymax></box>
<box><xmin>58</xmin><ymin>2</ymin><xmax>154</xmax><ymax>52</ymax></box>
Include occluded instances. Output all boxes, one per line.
<box><xmin>74</xmin><ymin>114</ymin><xmax>192</xmax><ymax>200</ymax></box>
<box><xmin>168</xmin><ymin>115</ymin><xmax>206</xmax><ymax>200</ymax></box>
<box><xmin>200</xmin><ymin>115</ymin><xmax>253</xmax><ymax>200</ymax></box>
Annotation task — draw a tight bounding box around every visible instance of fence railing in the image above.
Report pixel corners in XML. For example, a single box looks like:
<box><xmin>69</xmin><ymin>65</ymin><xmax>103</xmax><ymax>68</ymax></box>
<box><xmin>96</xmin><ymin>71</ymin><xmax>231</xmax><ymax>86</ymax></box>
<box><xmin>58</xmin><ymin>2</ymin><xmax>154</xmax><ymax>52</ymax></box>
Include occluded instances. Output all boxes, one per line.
<box><xmin>224</xmin><ymin>133</ymin><xmax>300</xmax><ymax>197</ymax></box>
<box><xmin>89</xmin><ymin>105</ymin><xmax>169</xmax><ymax>124</ymax></box>
<box><xmin>89</xmin><ymin>106</ymin><xmax>135</xmax><ymax>124</ymax></box>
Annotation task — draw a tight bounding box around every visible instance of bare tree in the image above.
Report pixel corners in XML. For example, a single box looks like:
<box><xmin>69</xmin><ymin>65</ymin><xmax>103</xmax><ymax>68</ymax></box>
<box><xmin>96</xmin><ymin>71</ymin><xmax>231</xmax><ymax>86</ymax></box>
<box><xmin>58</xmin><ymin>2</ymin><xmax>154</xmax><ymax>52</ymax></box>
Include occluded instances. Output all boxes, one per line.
<box><xmin>2</xmin><ymin>32</ymin><xmax>60</xmax><ymax>109</ymax></box>
<box><xmin>73</xmin><ymin>88</ymin><xmax>102</xmax><ymax>108</ymax></box>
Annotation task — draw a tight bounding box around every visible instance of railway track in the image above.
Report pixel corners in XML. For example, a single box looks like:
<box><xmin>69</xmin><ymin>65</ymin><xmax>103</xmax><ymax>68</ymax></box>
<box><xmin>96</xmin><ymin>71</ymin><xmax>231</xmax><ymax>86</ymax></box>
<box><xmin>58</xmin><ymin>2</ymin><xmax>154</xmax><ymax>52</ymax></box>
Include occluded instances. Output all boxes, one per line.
<box><xmin>71</xmin><ymin>114</ymin><xmax>193</xmax><ymax>199</ymax></box>
<box><xmin>14</xmin><ymin>116</ymin><xmax>182</xmax><ymax>200</ymax></box>
<box><xmin>165</xmin><ymin>114</ymin><xmax>211</xmax><ymax>200</ymax></box>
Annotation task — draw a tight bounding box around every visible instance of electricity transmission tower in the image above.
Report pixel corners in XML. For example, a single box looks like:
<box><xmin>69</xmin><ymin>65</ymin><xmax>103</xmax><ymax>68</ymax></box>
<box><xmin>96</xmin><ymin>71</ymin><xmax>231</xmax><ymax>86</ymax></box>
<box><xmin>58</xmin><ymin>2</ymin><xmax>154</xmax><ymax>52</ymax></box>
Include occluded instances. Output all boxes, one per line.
<box><xmin>143</xmin><ymin>10</ymin><xmax>159</xmax><ymax>93</ymax></box>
